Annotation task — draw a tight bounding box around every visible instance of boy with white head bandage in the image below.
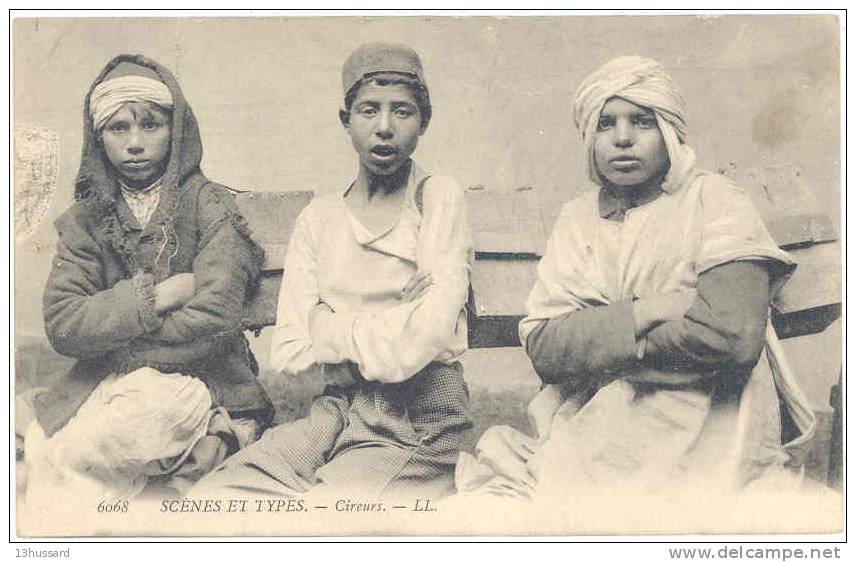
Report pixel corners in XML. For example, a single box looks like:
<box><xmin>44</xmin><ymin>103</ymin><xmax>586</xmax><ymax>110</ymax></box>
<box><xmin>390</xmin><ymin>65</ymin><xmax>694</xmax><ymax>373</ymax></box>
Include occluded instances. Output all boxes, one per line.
<box><xmin>24</xmin><ymin>55</ymin><xmax>274</xmax><ymax>507</ymax></box>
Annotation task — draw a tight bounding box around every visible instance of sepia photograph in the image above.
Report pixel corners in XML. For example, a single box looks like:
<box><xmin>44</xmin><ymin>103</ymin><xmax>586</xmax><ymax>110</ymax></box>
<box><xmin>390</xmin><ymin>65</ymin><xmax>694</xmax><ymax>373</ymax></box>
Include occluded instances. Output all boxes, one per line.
<box><xmin>9</xmin><ymin>11</ymin><xmax>845</xmax><ymax>540</ymax></box>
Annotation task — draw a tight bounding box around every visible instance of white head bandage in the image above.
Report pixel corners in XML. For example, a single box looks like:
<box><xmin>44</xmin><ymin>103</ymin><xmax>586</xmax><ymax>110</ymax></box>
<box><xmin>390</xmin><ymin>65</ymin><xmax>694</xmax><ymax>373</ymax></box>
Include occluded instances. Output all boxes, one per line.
<box><xmin>89</xmin><ymin>75</ymin><xmax>173</xmax><ymax>131</ymax></box>
<box><xmin>573</xmin><ymin>56</ymin><xmax>696</xmax><ymax>192</ymax></box>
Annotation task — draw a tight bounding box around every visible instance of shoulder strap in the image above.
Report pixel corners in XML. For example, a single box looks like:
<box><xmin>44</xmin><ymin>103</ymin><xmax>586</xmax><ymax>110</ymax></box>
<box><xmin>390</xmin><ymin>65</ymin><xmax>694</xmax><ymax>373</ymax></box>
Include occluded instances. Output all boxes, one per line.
<box><xmin>414</xmin><ymin>174</ymin><xmax>433</xmax><ymax>216</ymax></box>
<box><xmin>413</xmin><ymin>173</ymin><xmax>477</xmax><ymax>322</ymax></box>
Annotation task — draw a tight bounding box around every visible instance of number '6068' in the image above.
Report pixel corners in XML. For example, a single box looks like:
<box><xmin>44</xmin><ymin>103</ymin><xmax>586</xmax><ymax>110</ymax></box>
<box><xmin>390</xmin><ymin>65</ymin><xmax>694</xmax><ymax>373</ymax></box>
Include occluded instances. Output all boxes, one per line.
<box><xmin>97</xmin><ymin>500</ymin><xmax>129</xmax><ymax>513</ymax></box>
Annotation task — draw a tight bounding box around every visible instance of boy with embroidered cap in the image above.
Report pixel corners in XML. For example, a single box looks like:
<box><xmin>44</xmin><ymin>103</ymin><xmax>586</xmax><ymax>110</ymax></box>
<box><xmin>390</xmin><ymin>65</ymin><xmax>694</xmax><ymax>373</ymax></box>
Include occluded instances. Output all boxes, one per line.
<box><xmin>456</xmin><ymin>56</ymin><xmax>816</xmax><ymax>501</ymax></box>
<box><xmin>24</xmin><ymin>54</ymin><xmax>274</xmax><ymax>507</ymax></box>
<box><xmin>193</xmin><ymin>43</ymin><xmax>473</xmax><ymax>501</ymax></box>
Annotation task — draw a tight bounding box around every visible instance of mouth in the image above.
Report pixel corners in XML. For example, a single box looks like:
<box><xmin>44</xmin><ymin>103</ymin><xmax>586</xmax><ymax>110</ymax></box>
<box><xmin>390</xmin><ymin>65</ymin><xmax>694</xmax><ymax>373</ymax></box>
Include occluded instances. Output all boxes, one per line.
<box><xmin>369</xmin><ymin>145</ymin><xmax>399</xmax><ymax>159</ymax></box>
<box><xmin>123</xmin><ymin>159</ymin><xmax>151</xmax><ymax>168</ymax></box>
<box><xmin>608</xmin><ymin>156</ymin><xmax>641</xmax><ymax>171</ymax></box>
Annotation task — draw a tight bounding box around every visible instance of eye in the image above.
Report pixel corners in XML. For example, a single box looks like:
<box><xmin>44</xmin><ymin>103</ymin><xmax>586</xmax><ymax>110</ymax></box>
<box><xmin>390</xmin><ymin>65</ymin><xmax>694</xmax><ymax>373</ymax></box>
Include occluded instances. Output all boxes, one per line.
<box><xmin>140</xmin><ymin>120</ymin><xmax>161</xmax><ymax>131</ymax></box>
<box><xmin>106</xmin><ymin>121</ymin><xmax>130</xmax><ymax>133</ymax></box>
<box><xmin>357</xmin><ymin>105</ymin><xmax>378</xmax><ymax>117</ymax></box>
<box><xmin>596</xmin><ymin>115</ymin><xmax>615</xmax><ymax>131</ymax></box>
<box><xmin>393</xmin><ymin>106</ymin><xmax>415</xmax><ymax>119</ymax></box>
<box><xmin>633</xmin><ymin>114</ymin><xmax>658</xmax><ymax>129</ymax></box>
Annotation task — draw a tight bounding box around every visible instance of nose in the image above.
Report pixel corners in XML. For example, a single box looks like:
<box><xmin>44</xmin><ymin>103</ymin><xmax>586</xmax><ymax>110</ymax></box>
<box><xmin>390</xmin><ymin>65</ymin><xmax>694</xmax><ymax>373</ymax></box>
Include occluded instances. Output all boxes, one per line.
<box><xmin>375</xmin><ymin>109</ymin><xmax>394</xmax><ymax>139</ymax></box>
<box><xmin>613</xmin><ymin>119</ymin><xmax>634</xmax><ymax>148</ymax></box>
<box><xmin>127</xmin><ymin>126</ymin><xmax>144</xmax><ymax>155</ymax></box>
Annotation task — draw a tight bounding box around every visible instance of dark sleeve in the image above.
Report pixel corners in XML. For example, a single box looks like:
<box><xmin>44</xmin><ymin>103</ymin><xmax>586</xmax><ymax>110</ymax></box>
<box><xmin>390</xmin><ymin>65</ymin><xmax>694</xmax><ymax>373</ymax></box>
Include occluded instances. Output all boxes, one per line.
<box><xmin>147</xmin><ymin>185</ymin><xmax>263</xmax><ymax>344</ymax></box>
<box><xmin>524</xmin><ymin>301</ymin><xmax>639</xmax><ymax>385</ymax></box>
<box><xmin>43</xmin><ymin>217</ymin><xmax>163</xmax><ymax>358</ymax></box>
<box><xmin>643</xmin><ymin>261</ymin><xmax>770</xmax><ymax>371</ymax></box>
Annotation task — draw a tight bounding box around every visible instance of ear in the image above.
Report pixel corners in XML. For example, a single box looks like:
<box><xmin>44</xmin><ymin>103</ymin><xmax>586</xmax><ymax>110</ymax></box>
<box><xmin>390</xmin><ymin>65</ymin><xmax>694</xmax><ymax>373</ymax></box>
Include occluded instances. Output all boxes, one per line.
<box><xmin>339</xmin><ymin>109</ymin><xmax>350</xmax><ymax>128</ymax></box>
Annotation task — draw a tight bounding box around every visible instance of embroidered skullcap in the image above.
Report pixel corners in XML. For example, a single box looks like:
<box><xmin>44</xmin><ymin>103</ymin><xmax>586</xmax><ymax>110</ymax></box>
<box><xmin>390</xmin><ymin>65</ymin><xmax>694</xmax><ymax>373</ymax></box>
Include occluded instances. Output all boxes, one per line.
<box><xmin>573</xmin><ymin>56</ymin><xmax>696</xmax><ymax>191</ymax></box>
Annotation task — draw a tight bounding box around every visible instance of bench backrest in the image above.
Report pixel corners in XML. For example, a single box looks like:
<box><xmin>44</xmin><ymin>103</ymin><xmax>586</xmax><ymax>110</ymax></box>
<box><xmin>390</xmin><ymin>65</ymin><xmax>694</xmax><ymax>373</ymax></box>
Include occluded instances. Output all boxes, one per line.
<box><xmin>238</xmin><ymin>174</ymin><xmax>840</xmax><ymax>345</ymax></box>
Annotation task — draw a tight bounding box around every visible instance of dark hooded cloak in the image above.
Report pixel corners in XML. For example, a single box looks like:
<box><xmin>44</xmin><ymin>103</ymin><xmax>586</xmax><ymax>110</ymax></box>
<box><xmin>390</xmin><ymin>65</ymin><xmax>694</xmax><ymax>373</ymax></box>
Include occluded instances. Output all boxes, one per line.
<box><xmin>36</xmin><ymin>54</ymin><xmax>274</xmax><ymax>436</ymax></box>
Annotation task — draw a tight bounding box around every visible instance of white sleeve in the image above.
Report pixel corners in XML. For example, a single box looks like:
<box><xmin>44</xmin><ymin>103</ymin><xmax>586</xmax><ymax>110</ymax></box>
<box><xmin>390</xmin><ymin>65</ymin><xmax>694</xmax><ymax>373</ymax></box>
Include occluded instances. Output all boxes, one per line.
<box><xmin>310</xmin><ymin>177</ymin><xmax>472</xmax><ymax>383</ymax></box>
<box><xmin>269</xmin><ymin>209</ymin><xmax>322</xmax><ymax>375</ymax></box>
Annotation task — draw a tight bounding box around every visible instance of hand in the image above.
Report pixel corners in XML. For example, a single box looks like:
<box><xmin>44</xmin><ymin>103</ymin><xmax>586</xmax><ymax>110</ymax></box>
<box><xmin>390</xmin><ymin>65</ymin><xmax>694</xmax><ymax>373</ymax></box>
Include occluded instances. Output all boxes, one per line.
<box><xmin>402</xmin><ymin>271</ymin><xmax>433</xmax><ymax>303</ymax></box>
<box><xmin>323</xmin><ymin>362</ymin><xmax>360</xmax><ymax>387</ymax></box>
<box><xmin>154</xmin><ymin>273</ymin><xmax>196</xmax><ymax>313</ymax></box>
<box><xmin>632</xmin><ymin>290</ymin><xmax>696</xmax><ymax>336</ymax></box>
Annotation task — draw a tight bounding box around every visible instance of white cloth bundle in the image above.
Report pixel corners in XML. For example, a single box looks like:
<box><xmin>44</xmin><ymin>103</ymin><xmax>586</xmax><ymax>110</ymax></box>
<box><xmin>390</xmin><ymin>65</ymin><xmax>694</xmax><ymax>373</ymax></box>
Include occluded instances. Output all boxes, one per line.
<box><xmin>24</xmin><ymin>367</ymin><xmax>211</xmax><ymax>505</ymax></box>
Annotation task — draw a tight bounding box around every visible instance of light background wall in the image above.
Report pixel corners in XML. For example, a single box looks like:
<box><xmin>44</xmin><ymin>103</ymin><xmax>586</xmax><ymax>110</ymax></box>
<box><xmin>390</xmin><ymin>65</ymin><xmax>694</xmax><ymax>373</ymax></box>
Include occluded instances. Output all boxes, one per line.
<box><xmin>13</xmin><ymin>15</ymin><xmax>842</xmax><ymax>409</ymax></box>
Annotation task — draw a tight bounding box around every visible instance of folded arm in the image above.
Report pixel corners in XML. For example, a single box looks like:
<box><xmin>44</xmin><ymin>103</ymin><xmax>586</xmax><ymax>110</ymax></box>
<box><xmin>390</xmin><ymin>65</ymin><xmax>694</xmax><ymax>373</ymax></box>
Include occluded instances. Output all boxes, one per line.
<box><xmin>524</xmin><ymin>261</ymin><xmax>770</xmax><ymax>385</ymax></box>
<box><xmin>309</xmin><ymin>179</ymin><xmax>472</xmax><ymax>383</ymax></box>
<box><xmin>146</xmin><ymin>185</ymin><xmax>263</xmax><ymax>344</ymax></box>
<box><xmin>43</xmin><ymin>220</ymin><xmax>163</xmax><ymax>358</ymax></box>
<box><xmin>524</xmin><ymin>302</ymin><xmax>639</xmax><ymax>386</ymax></box>
<box><xmin>642</xmin><ymin>261</ymin><xmax>770</xmax><ymax>371</ymax></box>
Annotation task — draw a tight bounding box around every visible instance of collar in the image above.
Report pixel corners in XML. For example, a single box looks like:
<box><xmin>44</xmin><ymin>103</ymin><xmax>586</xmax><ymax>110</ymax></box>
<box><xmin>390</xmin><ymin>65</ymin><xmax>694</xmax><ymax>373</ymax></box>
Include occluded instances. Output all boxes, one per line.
<box><xmin>343</xmin><ymin>161</ymin><xmax>425</xmax><ymax>246</ymax></box>
<box><xmin>119</xmin><ymin>176</ymin><xmax>164</xmax><ymax>199</ymax></box>
<box><xmin>341</xmin><ymin>160</ymin><xmax>425</xmax><ymax>198</ymax></box>
<box><xmin>598</xmin><ymin>183</ymin><xmax>664</xmax><ymax>222</ymax></box>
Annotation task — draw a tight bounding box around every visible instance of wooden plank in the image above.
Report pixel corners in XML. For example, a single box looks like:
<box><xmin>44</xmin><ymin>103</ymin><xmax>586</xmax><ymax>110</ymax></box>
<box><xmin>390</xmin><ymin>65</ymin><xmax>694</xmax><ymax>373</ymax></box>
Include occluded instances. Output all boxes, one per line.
<box><xmin>235</xmin><ymin>190</ymin><xmax>313</xmax><ymax>270</ymax></box>
<box><xmin>468</xmin><ymin>315</ymin><xmax>525</xmax><ymax>349</ymax></box>
<box><xmin>469</xmin><ymin>241</ymin><xmax>841</xmax><ymax>344</ymax></box>
<box><xmin>773</xmin><ymin>241</ymin><xmax>841</xmax><ymax>315</ymax></box>
<box><xmin>772</xmin><ymin>304</ymin><xmax>841</xmax><ymax>340</ymax></box>
<box><xmin>470</xmin><ymin>258</ymin><xmax>538</xmax><ymax>317</ymax></box>
<box><xmin>469</xmin><ymin>234</ymin><xmax>842</xmax><ymax>320</ymax></box>
<box><xmin>766</xmin><ymin>214</ymin><xmax>837</xmax><ymax>249</ymax></box>
<box><xmin>729</xmin><ymin>162</ymin><xmax>824</xmax><ymax>222</ymax></box>
<box><xmin>466</xmin><ymin>187</ymin><xmax>550</xmax><ymax>255</ymax></box>
<box><xmin>771</xmin><ymin>240</ymin><xmax>842</xmax><ymax>338</ymax></box>
<box><xmin>236</xmin><ymin>184</ymin><xmax>841</xmax><ymax>344</ymax></box>
<box><xmin>242</xmin><ymin>270</ymin><xmax>282</xmax><ymax>332</ymax></box>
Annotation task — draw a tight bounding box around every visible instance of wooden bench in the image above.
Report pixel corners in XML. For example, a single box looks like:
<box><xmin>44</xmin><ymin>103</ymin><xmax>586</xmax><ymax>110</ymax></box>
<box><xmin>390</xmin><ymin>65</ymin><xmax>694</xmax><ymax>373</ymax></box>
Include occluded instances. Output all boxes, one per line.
<box><xmin>237</xmin><ymin>182</ymin><xmax>841</xmax><ymax>344</ymax></box>
<box><xmin>235</xmin><ymin>168</ymin><xmax>841</xmax><ymax>486</ymax></box>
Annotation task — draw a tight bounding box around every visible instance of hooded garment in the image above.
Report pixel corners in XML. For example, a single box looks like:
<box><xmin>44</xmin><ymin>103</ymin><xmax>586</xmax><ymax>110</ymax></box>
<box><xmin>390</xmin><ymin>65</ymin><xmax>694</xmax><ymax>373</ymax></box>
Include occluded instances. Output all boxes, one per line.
<box><xmin>35</xmin><ymin>54</ymin><xmax>274</xmax><ymax>436</ymax></box>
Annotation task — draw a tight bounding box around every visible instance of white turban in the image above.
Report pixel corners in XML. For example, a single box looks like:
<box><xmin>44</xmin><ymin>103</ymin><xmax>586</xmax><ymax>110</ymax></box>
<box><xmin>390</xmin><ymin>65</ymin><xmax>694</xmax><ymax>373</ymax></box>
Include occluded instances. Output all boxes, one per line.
<box><xmin>89</xmin><ymin>75</ymin><xmax>173</xmax><ymax>132</ymax></box>
<box><xmin>573</xmin><ymin>56</ymin><xmax>696</xmax><ymax>192</ymax></box>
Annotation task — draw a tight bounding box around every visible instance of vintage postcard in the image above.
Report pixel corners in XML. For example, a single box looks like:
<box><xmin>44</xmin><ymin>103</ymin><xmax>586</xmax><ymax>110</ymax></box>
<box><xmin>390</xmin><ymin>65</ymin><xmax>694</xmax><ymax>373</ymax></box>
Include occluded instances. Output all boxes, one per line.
<box><xmin>10</xmin><ymin>11</ymin><xmax>844</xmax><ymax>539</ymax></box>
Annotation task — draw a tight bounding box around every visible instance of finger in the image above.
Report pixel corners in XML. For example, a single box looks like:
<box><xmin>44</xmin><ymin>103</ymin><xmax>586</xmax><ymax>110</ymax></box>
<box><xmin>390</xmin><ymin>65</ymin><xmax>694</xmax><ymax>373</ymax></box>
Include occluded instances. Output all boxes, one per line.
<box><xmin>401</xmin><ymin>277</ymin><xmax>418</xmax><ymax>295</ymax></box>
<box><xmin>411</xmin><ymin>275</ymin><xmax>433</xmax><ymax>298</ymax></box>
<box><xmin>402</xmin><ymin>271</ymin><xmax>429</xmax><ymax>294</ymax></box>
<box><xmin>403</xmin><ymin>275</ymin><xmax>433</xmax><ymax>302</ymax></box>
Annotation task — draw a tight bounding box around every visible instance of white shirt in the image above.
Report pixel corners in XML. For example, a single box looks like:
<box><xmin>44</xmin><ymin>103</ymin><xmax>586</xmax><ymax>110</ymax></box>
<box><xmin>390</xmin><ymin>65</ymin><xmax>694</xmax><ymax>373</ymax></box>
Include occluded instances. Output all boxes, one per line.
<box><xmin>270</xmin><ymin>164</ymin><xmax>472</xmax><ymax>384</ymax></box>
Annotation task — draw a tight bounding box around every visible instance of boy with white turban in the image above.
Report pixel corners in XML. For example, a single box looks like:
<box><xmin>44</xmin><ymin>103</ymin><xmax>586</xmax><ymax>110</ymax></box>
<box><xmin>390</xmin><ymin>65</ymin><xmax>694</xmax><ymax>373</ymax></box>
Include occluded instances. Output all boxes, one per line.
<box><xmin>23</xmin><ymin>54</ymin><xmax>274</xmax><ymax>508</ymax></box>
<box><xmin>456</xmin><ymin>56</ymin><xmax>816</xmax><ymax>500</ymax></box>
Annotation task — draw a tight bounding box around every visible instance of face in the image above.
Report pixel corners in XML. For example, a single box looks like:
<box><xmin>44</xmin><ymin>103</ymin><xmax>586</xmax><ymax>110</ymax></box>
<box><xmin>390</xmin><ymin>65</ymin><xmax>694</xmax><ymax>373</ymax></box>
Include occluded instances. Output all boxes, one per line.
<box><xmin>100</xmin><ymin>102</ymin><xmax>172</xmax><ymax>187</ymax></box>
<box><xmin>342</xmin><ymin>81</ymin><xmax>424</xmax><ymax>177</ymax></box>
<box><xmin>593</xmin><ymin>97</ymin><xmax>670</xmax><ymax>189</ymax></box>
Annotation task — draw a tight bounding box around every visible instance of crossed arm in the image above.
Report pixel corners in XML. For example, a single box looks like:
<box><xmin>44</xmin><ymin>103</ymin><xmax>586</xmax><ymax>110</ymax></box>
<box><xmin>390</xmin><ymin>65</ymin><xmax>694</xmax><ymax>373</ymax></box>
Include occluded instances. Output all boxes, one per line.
<box><xmin>525</xmin><ymin>261</ymin><xmax>771</xmax><ymax>385</ymax></box>
<box><xmin>44</xmin><ymin>189</ymin><xmax>260</xmax><ymax>359</ymax></box>
<box><xmin>271</xmin><ymin>180</ymin><xmax>471</xmax><ymax>384</ymax></box>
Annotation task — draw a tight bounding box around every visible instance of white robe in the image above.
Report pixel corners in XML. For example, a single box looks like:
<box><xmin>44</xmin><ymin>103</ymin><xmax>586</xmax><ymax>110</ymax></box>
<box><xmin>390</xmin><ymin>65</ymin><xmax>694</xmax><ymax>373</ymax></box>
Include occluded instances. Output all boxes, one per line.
<box><xmin>455</xmin><ymin>171</ymin><xmax>815</xmax><ymax>499</ymax></box>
